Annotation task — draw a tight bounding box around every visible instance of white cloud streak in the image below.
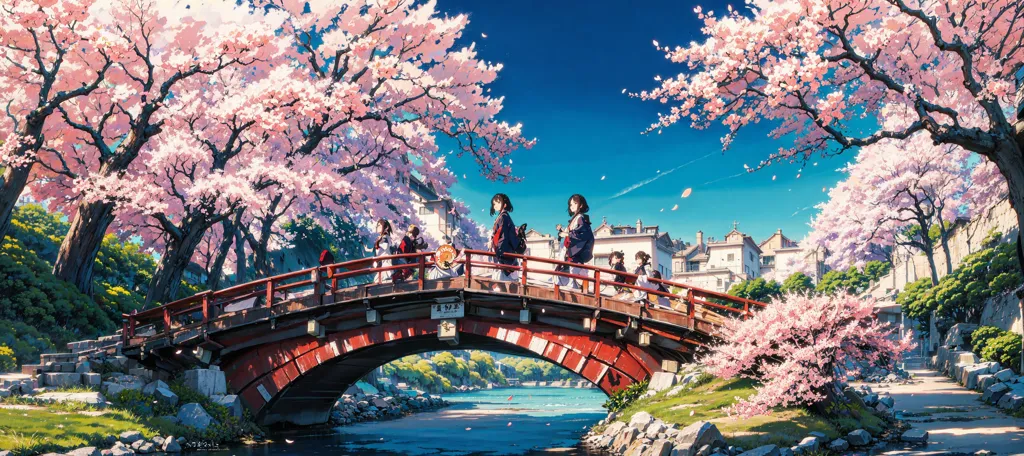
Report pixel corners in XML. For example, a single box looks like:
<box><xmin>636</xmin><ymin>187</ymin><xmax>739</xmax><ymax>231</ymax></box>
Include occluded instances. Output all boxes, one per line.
<box><xmin>609</xmin><ymin>151</ymin><xmax>716</xmax><ymax>199</ymax></box>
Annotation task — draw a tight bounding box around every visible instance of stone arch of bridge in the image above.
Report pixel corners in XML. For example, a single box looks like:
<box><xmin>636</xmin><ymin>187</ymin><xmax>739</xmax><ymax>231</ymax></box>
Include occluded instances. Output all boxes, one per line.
<box><xmin>221</xmin><ymin>317</ymin><xmax>665</xmax><ymax>426</ymax></box>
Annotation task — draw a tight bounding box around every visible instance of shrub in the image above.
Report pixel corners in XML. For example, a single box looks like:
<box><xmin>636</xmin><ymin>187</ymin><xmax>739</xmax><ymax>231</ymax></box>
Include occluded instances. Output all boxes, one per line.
<box><xmin>705</xmin><ymin>293</ymin><xmax>914</xmax><ymax>417</ymax></box>
<box><xmin>603</xmin><ymin>381</ymin><xmax>648</xmax><ymax>412</ymax></box>
<box><xmin>728</xmin><ymin>278</ymin><xmax>782</xmax><ymax>303</ymax></box>
<box><xmin>0</xmin><ymin>344</ymin><xmax>17</xmax><ymax>372</ymax></box>
<box><xmin>971</xmin><ymin>326</ymin><xmax>1023</xmax><ymax>373</ymax></box>
<box><xmin>780</xmin><ymin>272</ymin><xmax>814</xmax><ymax>296</ymax></box>
<box><xmin>969</xmin><ymin>326</ymin><xmax>1003</xmax><ymax>353</ymax></box>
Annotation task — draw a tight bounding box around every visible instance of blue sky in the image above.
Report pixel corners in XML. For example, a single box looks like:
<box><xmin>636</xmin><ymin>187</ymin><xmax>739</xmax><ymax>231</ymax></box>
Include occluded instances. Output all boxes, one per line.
<box><xmin>435</xmin><ymin>0</ymin><xmax>853</xmax><ymax>244</ymax></box>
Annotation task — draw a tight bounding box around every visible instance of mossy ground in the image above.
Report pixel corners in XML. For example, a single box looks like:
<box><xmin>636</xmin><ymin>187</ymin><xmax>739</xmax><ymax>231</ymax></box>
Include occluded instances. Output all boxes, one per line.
<box><xmin>613</xmin><ymin>377</ymin><xmax>887</xmax><ymax>449</ymax></box>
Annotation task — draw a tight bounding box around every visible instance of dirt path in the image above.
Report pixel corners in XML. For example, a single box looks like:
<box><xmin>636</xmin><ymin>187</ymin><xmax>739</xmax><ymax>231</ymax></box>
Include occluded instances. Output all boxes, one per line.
<box><xmin>858</xmin><ymin>359</ymin><xmax>1024</xmax><ymax>455</ymax></box>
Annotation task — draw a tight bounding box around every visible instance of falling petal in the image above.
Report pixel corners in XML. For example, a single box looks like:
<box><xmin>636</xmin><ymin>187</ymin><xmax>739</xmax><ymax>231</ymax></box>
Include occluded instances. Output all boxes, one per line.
<box><xmin>601</xmin><ymin>175</ymin><xmax>606</xmax><ymax>180</ymax></box>
<box><xmin>796</xmin><ymin>174</ymin><xmax>801</xmax><ymax>179</ymax></box>
<box><xmin>507</xmin><ymin>422</ymin><xmax>512</xmax><ymax>427</ymax></box>
<box><xmin>509</xmin><ymin>159</ymin><xmax>513</xmax><ymax>164</ymax></box>
<box><xmin>481</xmin><ymin>33</ymin><xmax>488</xmax><ymax>38</ymax></box>
<box><xmin>681</xmin><ymin>188</ymin><xmax>692</xmax><ymax>198</ymax></box>
<box><xmin>743</xmin><ymin>164</ymin><xmax>750</xmax><ymax>169</ymax></box>
<box><xmin>654</xmin><ymin>75</ymin><xmax>662</xmax><ymax>81</ymax></box>
<box><xmin>285</xmin><ymin>439</ymin><xmax>294</xmax><ymax>444</ymax></box>
<box><xmin>466</xmin><ymin>427</ymin><xmax>472</xmax><ymax>431</ymax></box>
<box><xmin>822</xmin><ymin>187</ymin><xmax>826</xmax><ymax>192</ymax></box>
<box><xmin>546</xmin><ymin>423</ymin><xmax>551</xmax><ymax>426</ymax></box>
<box><xmin>621</xmin><ymin>88</ymin><xmax>627</xmax><ymax>94</ymax></box>
<box><xmin>656</xmin><ymin>169</ymin><xmax>661</xmax><ymax>173</ymax></box>
<box><xmin>652</xmin><ymin>39</ymin><xmax>659</xmax><ymax>47</ymax></box>
<box><xmin>689</xmin><ymin>410</ymin><xmax>694</xmax><ymax>416</ymax></box>
<box><xmin>462</xmin><ymin>174</ymin><xmax>467</xmax><ymax>179</ymax></box>
<box><xmin>380</xmin><ymin>438</ymin><xmax>384</xmax><ymax>441</ymax></box>
<box><xmin>772</xmin><ymin>175</ymin><xmax>776</xmax><ymax>181</ymax></box>
<box><xmin>813</xmin><ymin>162</ymin><xmax>818</xmax><ymax>166</ymax></box>
<box><xmin>671</xmin><ymin>204</ymin><xmax>679</xmax><ymax>211</ymax></box>
<box><xmin>660</xmin><ymin>208</ymin><xmax>664</xmax><ymax>212</ymax></box>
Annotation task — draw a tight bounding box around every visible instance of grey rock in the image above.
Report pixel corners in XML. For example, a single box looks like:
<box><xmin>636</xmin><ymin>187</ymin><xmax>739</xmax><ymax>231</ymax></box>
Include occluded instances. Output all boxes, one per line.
<box><xmin>119</xmin><ymin>431</ymin><xmax>143</xmax><ymax>444</ymax></box>
<box><xmin>901</xmin><ymin>429</ymin><xmax>929</xmax><ymax>443</ymax></box>
<box><xmin>212</xmin><ymin>394</ymin><xmax>243</xmax><ymax>418</ymax></box>
<box><xmin>996</xmin><ymin>384</ymin><xmax>1024</xmax><ymax>411</ymax></box>
<box><xmin>645</xmin><ymin>422</ymin><xmax>667</xmax><ymax>439</ymax></box>
<box><xmin>141</xmin><ymin>380</ymin><xmax>169</xmax><ymax>396</ymax></box>
<box><xmin>995</xmin><ymin>368</ymin><xmax>1014</xmax><ymax>382</ymax></box>
<box><xmin>828</xmin><ymin>439</ymin><xmax>849</xmax><ymax>452</ymax></box>
<box><xmin>41</xmin><ymin>372</ymin><xmax>82</xmax><ymax>387</ymax></box>
<box><xmin>83</xmin><ymin>373</ymin><xmax>102</xmax><ymax>386</ymax></box>
<box><xmin>109</xmin><ymin>446</ymin><xmax>133</xmax><ymax>456</ymax></box>
<box><xmin>778</xmin><ymin>448</ymin><xmax>793</xmax><ymax>456</ymax></box>
<box><xmin>66</xmin><ymin>447</ymin><xmax>101</xmax><ymax>456</ymax></box>
<box><xmin>162</xmin><ymin>436</ymin><xmax>182</xmax><ymax>453</ymax></box>
<box><xmin>625</xmin><ymin>439</ymin><xmax>648</xmax><ymax>456</ymax></box>
<box><xmin>182</xmin><ymin>369</ymin><xmax>226</xmax><ymax>398</ymax></box>
<box><xmin>35</xmin><ymin>392</ymin><xmax>106</xmax><ymax>405</ymax></box>
<box><xmin>630</xmin><ymin>411</ymin><xmax>655</xmax><ymax>431</ymax></box>
<box><xmin>153</xmin><ymin>387</ymin><xmax>178</xmax><ymax>407</ymax></box>
<box><xmin>177</xmin><ymin>403</ymin><xmax>216</xmax><ymax>430</ymax></box>
<box><xmin>983</xmin><ymin>382</ymin><xmax>1010</xmax><ymax>403</ymax></box>
<box><xmin>737</xmin><ymin>445</ymin><xmax>779</xmax><ymax>456</ymax></box>
<box><xmin>644</xmin><ymin>439</ymin><xmax>674</xmax><ymax>456</ymax></box>
<box><xmin>612</xmin><ymin>426</ymin><xmax>640</xmax><ymax>453</ymax></box>
<box><xmin>136</xmin><ymin>443</ymin><xmax>154</xmax><ymax>454</ymax></box>
<box><xmin>878</xmin><ymin>396</ymin><xmax>894</xmax><ymax>408</ymax></box>
<box><xmin>808</xmin><ymin>431</ymin><xmax>827</xmax><ymax>439</ymax></box>
<box><xmin>76</xmin><ymin>361</ymin><xmax>92</xmax><ymax>374</ymax></box>
<box><xmin>648</xmin><ymin>372</ymin><xmax>679</xmax><ymax>393</ymax></box>
<box><xmin>130</xmin><ymin>440</ymin><xmax>145</xmax><ymax>451</ymax></box>
<box><xmin>862</xmin><ymin>393</ymin><xmax>879</xmax><ymax>406</ymax></box>
<box><xmin>796</xmin><ymin>437</ymin><xmax>819</xmax><ymax>452</ymax></box>
<box><xmin>674</xmin><ymin>421</ymin><xmax>725</xmax><ymax>454</ymax></box>
<box><xmin>152</xmin><ymin>436</ymin><xmax>165</xmax><ymax>446</ymax></box>
<box><xmin>847</xmin><ymin>429</ymin><xmax>871</xmax><ymax>446</ymax></box>
<box><xmin>978</xmin><ymin>374</ymin><xmax>998</xmax><ymax>392</ymax></box>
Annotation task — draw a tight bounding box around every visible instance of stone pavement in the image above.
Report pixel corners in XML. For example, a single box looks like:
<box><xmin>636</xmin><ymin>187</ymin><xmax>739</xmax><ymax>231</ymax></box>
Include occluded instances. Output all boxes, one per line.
<box><xmin>861</xmin><ymin>359</ymin><xmax>1024</xmax><ymax>455</ymax></box>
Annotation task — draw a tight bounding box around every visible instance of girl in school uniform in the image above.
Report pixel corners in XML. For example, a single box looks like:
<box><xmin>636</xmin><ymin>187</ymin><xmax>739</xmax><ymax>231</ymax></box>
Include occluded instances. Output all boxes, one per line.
<box><xmin>363</xmin><ymin>219</ymin><xmax>393</xmax><ymax>284</ymax></box>
<box><xmin>606</xmin><ymin>250</ymin><xmax>629</xmax><ymax>297</ymax></box>
<box><xmin>650</xmin><ymin>270</ymin><xmax>673</xmax><ymax>309</ymax></box>
<box><xmin>392</xmin><ymin>225</ymin><xmax>425</xmax><ymax>282</ymax></box>
<box><xmin>489</xmin><ymin>193</ymin><xmax>520</xmax><ymax>281</ymax></box>
<box><xmin>633</xmin><ymin>251</ymin><xmax>658</xmax><ymax>305</ymax></box>
<box><xmin>557</xmin><ymin>194</ymin><xmax>594</xmax><ymax>290</ymax></box>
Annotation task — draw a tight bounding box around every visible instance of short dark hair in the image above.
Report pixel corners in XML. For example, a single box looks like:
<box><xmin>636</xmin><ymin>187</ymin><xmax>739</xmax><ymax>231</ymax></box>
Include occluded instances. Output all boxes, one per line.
<box><xmin>608</xmin><ymin>251</ymin><xmax>625</xmax><ymax>264</ymax></box>
<box><xmin>567</xmin><ymin>194</ymin><xmax>589</xmax><ymax>216</ymax></box>
<box><xmin>490</xmin><ymin>193</ymin><xmax>513</xmax><ymax>216</ymax></box>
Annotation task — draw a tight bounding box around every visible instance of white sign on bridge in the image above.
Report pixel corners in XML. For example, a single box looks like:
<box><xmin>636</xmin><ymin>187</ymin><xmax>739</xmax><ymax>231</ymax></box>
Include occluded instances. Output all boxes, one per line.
<box><xmin>431</xmin><ymin>301</ymin><xmax>465</xmax><ymax>319</ymax></box>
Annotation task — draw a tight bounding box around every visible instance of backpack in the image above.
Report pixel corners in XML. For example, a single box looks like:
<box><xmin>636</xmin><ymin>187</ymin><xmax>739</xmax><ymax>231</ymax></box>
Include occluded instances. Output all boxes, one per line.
<box><xmin>514</xmin><ymin>223</ymin><xmax>528</xmax><ymax>254</ymax></box>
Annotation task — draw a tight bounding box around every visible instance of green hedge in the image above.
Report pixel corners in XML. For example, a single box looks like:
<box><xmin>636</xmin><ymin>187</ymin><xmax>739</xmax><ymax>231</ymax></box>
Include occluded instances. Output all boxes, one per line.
<box><xmin>969</xmin><ymin>326</ymin><xmax>1022</xmax><ymax>373</ymax></box>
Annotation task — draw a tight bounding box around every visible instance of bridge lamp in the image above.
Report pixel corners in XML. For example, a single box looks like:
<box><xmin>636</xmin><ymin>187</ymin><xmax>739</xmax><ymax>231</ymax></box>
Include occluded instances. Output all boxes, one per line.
<box><xmin>307</xmin><ymin>319</ymin><xmax>325</xmax><ymax>338</ymax></box>
<box><xmin>195</xmin><ymin>347</ymin><xmax>213</xmax><ymax>364</ymax></box>
<box><xmin>638</xmin><ymin>332</ymin><xmax>652</xmax><ymax>347</ymax></box>
<box><xmin>438</xmin><ymin>319</ymin><xmax>459</xmax><ymax>346</ymax></box>
<box><xmin>366</xmin><ymin>309</ymin><xmax>381</xmax><ymax>325</ymax></box>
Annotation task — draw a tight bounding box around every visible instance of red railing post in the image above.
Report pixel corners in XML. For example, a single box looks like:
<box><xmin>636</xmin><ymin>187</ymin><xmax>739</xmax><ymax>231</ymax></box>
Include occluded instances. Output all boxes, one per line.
<box><xmin>465</xmin><ymin>253</ymin><xmax>473</xmax><ymax>285</ymax></box>
<box><xmin>330</xmin><ymin>266</ymin><xmax>338</xmax><ymax>291</ymax></box>
<box><xmin>266</xmin><ymin>279</ymin><xmax>274</xmax><ymax>308</ymax></box>
<box><xmin>129</xmin><ymin>315</ymin><xmax>136</xmax><ymax>338</ymax></box>
<box><xmin>202</xmin><ymin>292</ymin><xmax>210</xmax><ymax>326</ymax></box>
<box><xmin>520</xmin><ymin>258</ymin><xmax>528</xmax><ymax>289</ymax></box>
<box><xmin>743</xmin><ymin>300</ymin><xmax>749</xmax><ymax>318</ymax></box>
<box><xmin>163</xmin><ymin>307</ymin><xmax>171</xmax><ymax>335</ymax></box>
<box><xmin>594</xmin><ymin>271</ymin><xmax>602</xmax><ymax>308</ymax></box>
<box><xmin>687</xmin><ymin>292</ymin><xmax>695</xmax><ymax>319</ymax></box>
<box><xmin>418</xmin><ymin>255</ymin><xmax>426</xmax><ymax>290</ymax></box>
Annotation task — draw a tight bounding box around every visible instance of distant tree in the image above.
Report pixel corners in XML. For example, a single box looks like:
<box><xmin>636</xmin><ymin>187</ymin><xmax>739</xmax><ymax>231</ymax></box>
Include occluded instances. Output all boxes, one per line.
<box><xmin>896</xmin><ymin>278</ymin><xmax>936</xmax><ymax>337</ymax></box>
<box><xmin>815</xmin><ymin>268</ymin><xmax>870</xmax><ymax>296</ymax></box>
<box><xmin>863</xmin><ymin>261</ymin><xmax>892</xmax><ymax>283</ymax></box>
<box><xmin>780</xmin><ymin>273</ymin><xmax>814</xmax><ymax>296</ymax></box>
<box><xmin>727</xmin><ymin>278</ymin><xmax>782</xmax><ymax>303</ymax></box>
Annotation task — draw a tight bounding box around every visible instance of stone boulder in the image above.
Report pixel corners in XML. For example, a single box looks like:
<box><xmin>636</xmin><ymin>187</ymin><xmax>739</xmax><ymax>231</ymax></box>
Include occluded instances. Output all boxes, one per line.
<box><xmin>995</xmin><ymin>368</ymin><xmax>1015</xmax><ymax>382</ymax></box>
<box><xmin>66</xmin><ymin>447</ymin><xmax>100</xmax><ymax>456</ymax></box>
<box><xmin>41</xmin><ymin>372</ymin><xmax>82</xmax><ymax>387</ymax></box>
<box><xmin>996</xmin><ymin>384</ymin><xmax>1024</xmax><ymax>411</ymax></box>
<box><xmin>828</xmin><ymin>439</ymin><xmax>849</xmax><ymax>452</ymax></box>
<box><xmin>162</xmin><ymin>436</ymin><xmax>182</xmax><ymax>453</ymax></box>
<box><xmin>612</xmin><ymin>426</ymin><xmax>640</xmax><ymax>453</ymax></box>
<box><xmin>183</xmin><ymin>369</ymin><xmax>226</xmax><ymax>398</ymax></box>
<box><xmin>212</xmin><ymin>394</ymin><xmax>243</xmax><ymax>418</ymax></box>
<box><xmin>35</xmin><ymin>392</ymin><xmax>106</xmax><ymax>406</ymax></box>
<box><xmin>846</xmin><ymin>429</ymin><xmax>871</xmax><ymax>446</ymax></box>
<box><xmin>983</xmin><ymin>382</ymin><xmax>1010</xmax><ymax>404</ymax></box>
<box><xmin>943</xmin><ymin>323</ymin><xmax>978</xmax><ymax>348</ymax></box>
<box><xmin>963</xmin><ymin>362</ymin><xmax>999</xmax><ymax>389</ymax></box>
<box><xmin>674</xmin><ymin>421</ymin><xmax>725</xmax><ymax>455</ymax></box>
<box><xmin>901</xmin><ymin>429</ymin><xmax>929</xmax><ymax>443</ymax></box>
<box><xmin>644</xmin><ymin>439</ymin><xmax>673</xmax><ymax>456</ymax></box>
<box><xmin>629</xmin><ymin>411</ymin><xmax>655</xmax><ymax>432</ymax></box>
<box><xmin>603</xmin><ymin>421</ymin><xmax>627</xmax><ymax>437</ymax></box>
<box><xmin>738</xmin><ymin>445</ymin><xmax>779</xmax><ymax>456</ymax></box>
<box><xmin>154</xmin><ymin>387</ymin><xmax>178</xmax><ymax>407</ymax></box>
<box><xmin>82</xmin><ymin>373</ymin><xmax>102</xmax><ymax>386</ymax></box>
<box><xmin>142</xmin><ymin>380</ymin><xmax>169</xmax><ymax>396</ymax></box>
<box><xmin>648</xmin><ymin>372</ymin><xmax>678</xmax><ymax>393</ymax></box>
<box><xmin>796</xmin><ymin>436</ymin><xmax>820</xmax><ymax>452</ymax></box>
<box><xmin>119</xmin><ymin>430</ymin><xmax>143</xmax><ymax>444</ymax></box>
<box><xmin>177</xmin><ymin>403</ymin><xmax>216</xmax><ymax>430</ymax></box>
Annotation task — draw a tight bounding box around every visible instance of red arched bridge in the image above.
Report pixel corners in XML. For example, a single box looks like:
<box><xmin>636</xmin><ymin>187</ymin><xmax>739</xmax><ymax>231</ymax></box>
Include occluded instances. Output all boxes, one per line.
<box><xmin>122</xmin><ymin>250</ymin><xmax>766</xmax><ymax>426</ymax></box>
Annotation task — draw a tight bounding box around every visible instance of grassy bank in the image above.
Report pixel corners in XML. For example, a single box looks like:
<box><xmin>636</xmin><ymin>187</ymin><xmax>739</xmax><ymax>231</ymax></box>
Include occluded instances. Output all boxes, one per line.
<box><xmin>611</xmin><ymin>377</ymin><xmax>886</xmax><ymax>449</ymax></box>
<box><xmin>0</xmin><ymin>405</ymin><xmax>165</xmax><ymax>455</ymax></box>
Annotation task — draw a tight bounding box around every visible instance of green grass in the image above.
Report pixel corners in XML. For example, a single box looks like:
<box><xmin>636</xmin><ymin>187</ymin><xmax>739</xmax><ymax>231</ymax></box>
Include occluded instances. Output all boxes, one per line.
<box><xmin>0</xmin><ymin>407</ymin><xmax>165</xmax><ymax>455</ymax></box>
<box><xmin>613</xmin><ymin>377</ymin><xmax>887</xmax><ymax>449</ymax></box>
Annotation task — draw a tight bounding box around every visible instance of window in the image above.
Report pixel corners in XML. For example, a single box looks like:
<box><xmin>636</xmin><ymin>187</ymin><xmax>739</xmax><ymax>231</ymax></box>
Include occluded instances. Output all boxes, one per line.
<box><xmin>761</xmin><ymin>255</ymin><xmax>775</xmax><ymax>266</ymax></box>
<box><xmin>716</xmin><ymin>278</ymin><xmax>723</xmax><ymax>286</ymax></box>
<box><xmin>727</xmin><ymin>253</ymin><xmax>735</xmax><ymax>261</ymax></box>
<box><xmin>688</xmin><ymin>261</ymin><xmax>699</xmax><ymax>272</ymax></box>
<box><xmin>749</xmin><ymin>252</ymin><xmax>755</xmax><ymax>262</ymax></box>
<box><xmin>418</xmin><ymin>207</ymin><xmax>432</xmax><ymax>215</ymax></box>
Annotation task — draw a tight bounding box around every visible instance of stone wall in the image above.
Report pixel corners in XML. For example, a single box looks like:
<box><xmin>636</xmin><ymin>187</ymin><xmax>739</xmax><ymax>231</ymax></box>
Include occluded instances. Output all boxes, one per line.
<box><xmin>980</xmin><ymin>293</ymin><xmax>1024</xmax><ymax>335</ymax></box>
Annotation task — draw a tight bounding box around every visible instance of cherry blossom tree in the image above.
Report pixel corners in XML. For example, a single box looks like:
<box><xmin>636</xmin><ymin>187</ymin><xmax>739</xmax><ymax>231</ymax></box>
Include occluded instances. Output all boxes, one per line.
<box><xmin>704</xmin><ymin>292</ymin><xmax>914</xmax><ymax>417</ymax></box>
<box><xmin>227</xmin><ymin>0</ymin><xmax>535</xmax><ymax>280</ymax></box>
<box><xmin>638</xmin><ymin>0</ymin><xmax>1023</xmax><ymax>265</ymax></box>
<box><xmin>0</xmin><ymin>0</ymin><xmax>112</xmax><ymax>245</ymax></box>
<box><xmin>804</xmin><ymin>133</ymin><xmax>1005</xmax><ymax>285</ymax></box>
<box><xmin>31</xmin><ymin>0</ymin><xmax>284</xmax><ymax>294</ymax></box>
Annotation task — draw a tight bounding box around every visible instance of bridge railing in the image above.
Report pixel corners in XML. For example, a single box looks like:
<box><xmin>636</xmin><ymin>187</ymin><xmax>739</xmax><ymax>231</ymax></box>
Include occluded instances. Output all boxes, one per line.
<box><xmin>123</xmin><ymin>249</ymin><xmax>766</xmax><ymax>346</ymax></box>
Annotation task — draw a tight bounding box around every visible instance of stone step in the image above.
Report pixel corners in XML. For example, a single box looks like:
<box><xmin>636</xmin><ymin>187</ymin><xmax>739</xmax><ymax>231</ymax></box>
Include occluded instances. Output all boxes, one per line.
<box><xmin>21</xmin><ymin>364</ymin><xmax>44</xmax><ymax>376</ymax></box>
<box><xmin>67</xmin><ymin>340</ymin><xmax>99</xmax><ymax>353</ymax></box>
<box><xmin>40</xmin><ymin>353</ymin><xmax>78</xmax><ymax>364</ymax></box>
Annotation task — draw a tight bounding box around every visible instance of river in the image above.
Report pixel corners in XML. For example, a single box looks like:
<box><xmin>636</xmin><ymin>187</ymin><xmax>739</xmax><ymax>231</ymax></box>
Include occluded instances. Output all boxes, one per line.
<box><xmin>214</xmin><ymin>387</ymin><xmax>608</xmax><ymax>455</ymax></box>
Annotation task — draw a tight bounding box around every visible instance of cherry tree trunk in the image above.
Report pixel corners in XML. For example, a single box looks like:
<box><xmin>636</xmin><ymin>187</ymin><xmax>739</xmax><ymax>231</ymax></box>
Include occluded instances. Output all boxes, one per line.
<box><xmin>145</xmin><ymin>226</ymin><xmax>208</xmax><ymax>307</ymax></box>
<box><xmin>52</xmin><ymin>199</ymin><xmax>116</xmax><ymax>295</ymax></box>
<box><xmin>234</xmin><ymin>224</ymin><xmax>247</xmax><ymax>286</ymax></box>
<box><xmin>0</xmin><ymin>164</ymin><xmax>32</xmax><ymax>244</ymax></box>
<box><xmin>205</xmin><ymin>221</ymin><xmax>235</xmax><ymax>291</ymax></box>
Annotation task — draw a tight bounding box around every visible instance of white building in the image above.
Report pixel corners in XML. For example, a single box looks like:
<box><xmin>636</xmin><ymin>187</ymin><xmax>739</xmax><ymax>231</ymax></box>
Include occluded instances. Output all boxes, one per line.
<box><xmin>404</xmin><ymin>175</ymin><xmax>458</xmax><ymax>247</ymax></box>
<box><xmin>671</xmin><ymin>223</ymin><xmax>763</xmax><ymax>293</ymax></box>
<box><xmin>758</xmin><ymin>228</ymin><xmax>827</xmax><ymax>283</ymax></box>
<box><xmin>522</xmin><ymin>218</ymin><xmax>677</xmax><ymax>277</ymax></box>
